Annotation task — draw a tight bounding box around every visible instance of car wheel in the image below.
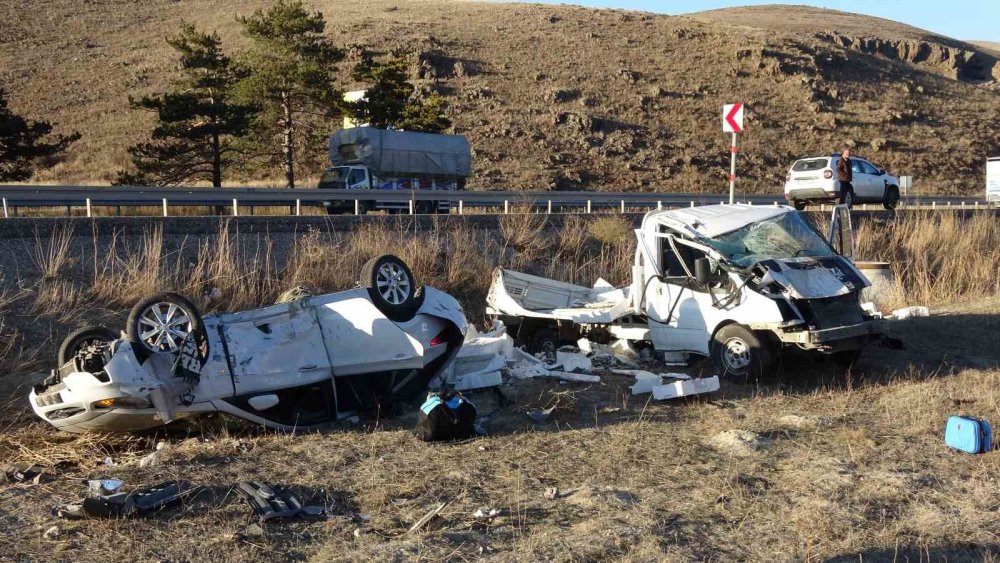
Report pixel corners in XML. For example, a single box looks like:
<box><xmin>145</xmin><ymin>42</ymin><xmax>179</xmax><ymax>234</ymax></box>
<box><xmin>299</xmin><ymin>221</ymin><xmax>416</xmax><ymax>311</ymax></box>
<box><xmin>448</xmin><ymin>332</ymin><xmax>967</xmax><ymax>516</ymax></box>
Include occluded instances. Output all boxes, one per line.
<box><xmin>710</xmin><ymin>324</ymin><xmax>776</xmax><ymax>381</ymax></box>
<box><xmin>883</xmin><ymin>185</ymin><xmax>899</xmax><ymax>210</ymax></box>
<box><xmin>58</xmin><ymin>326</ymin><xmax>118</xmax><ymax>365</ymax></box>
<box><xmin>792</xmin><ymin>201</ymin><xmax>807</xmax><ymax>211</ymax></box>
<box><xmin>359</xmin><ymin>255</ymin><xmax>424</xmax><ymax>322</ymax></box>
<box><xmin>840</xmin><ymin>188</ymin><xmax>854</xmax><ymax>208</ymax></box>
<box><xmin>126</xmin><ymin>292</ymin><xmax>208</xmax><ymax>363</ymax></box>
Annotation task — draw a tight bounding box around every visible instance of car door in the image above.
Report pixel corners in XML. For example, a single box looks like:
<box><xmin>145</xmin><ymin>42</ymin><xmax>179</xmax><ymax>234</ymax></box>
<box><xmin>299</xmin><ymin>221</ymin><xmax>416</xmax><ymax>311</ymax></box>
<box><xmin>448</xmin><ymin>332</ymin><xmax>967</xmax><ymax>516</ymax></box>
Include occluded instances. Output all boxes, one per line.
<box><xmin>646</xmin><ymin>230</ymin><xmax>714</xmax><ymax>355</ymax></box>
<box><xmin>221</xmin><ymin>302</ymin><xmax>333</xmax><ymax>396</ymax></box>
<box><xmin>859</xmin><ymin>160</ymin><xmax>886</xmax><ymax>200</ymax></box>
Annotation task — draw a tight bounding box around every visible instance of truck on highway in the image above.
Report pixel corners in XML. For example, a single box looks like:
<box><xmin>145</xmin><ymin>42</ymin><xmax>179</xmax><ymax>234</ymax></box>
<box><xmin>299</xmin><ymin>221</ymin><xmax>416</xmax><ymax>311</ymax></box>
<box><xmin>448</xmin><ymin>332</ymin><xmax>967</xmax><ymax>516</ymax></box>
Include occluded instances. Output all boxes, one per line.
<box><xmin>318</xmin><ymin>127</ymin><xmax>472</xmax><ymax>214</ymax></box>
<box><xmin>487</xmin><ymin>204</ymin><xmax>883</xmax><ymax>379</ymax></box>
<box><xmin>988</xmin><ymin>157</ymin><xmax>1000</xmax><ymax>206</ymax></box>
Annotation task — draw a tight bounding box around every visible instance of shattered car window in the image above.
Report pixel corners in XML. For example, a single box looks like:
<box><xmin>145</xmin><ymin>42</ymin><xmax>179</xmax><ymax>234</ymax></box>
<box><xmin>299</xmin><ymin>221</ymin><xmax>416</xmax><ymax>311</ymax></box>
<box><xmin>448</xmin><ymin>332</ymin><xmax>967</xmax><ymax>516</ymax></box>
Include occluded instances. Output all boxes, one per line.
<box><xmin>705</xmin><ymin>212</ymin><xmax>837</xmax><ymax>268</ymax></box>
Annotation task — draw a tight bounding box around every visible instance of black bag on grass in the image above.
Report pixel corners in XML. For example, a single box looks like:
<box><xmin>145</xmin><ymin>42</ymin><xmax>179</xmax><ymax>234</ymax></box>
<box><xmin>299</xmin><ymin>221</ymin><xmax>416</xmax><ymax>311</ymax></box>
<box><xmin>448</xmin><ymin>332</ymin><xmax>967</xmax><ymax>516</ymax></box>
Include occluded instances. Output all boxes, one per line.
<box><xmin>414</xmin><ymin>392</ymin><xmax>477</xmax><ymax>442</ymax></box>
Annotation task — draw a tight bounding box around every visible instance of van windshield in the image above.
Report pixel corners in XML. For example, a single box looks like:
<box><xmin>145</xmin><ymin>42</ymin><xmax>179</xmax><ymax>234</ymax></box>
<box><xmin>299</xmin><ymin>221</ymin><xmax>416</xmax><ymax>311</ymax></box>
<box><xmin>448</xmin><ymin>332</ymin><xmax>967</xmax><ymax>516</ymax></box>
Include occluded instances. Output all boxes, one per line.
<box><xmin>705</xmin><ymin>212</ymin><xmax>837</xmax><ymax>268</ymax></box>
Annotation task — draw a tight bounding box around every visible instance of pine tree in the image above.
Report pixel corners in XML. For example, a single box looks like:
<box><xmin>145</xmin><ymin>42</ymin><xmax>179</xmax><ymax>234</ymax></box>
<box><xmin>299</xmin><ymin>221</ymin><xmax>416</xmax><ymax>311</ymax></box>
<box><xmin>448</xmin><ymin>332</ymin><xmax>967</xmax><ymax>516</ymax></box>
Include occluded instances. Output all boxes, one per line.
<box><xmin>0</xmin><ymin>86</ymin><xmax>79</xmax><ymax>182</ymax></box>
<box><xmin>346</xmin><ymin>55</ymin><xmax>451</xmax><ymax>133</ymax></box>
<box><xmin>235</xmin><ymin>0</ymin><xmax>343</xmax><ymax>189</ymax></box>
<box><xmin>116</xmin><ymin>23</ymin><xmax>253</xmax><ymax>187</ymax></box>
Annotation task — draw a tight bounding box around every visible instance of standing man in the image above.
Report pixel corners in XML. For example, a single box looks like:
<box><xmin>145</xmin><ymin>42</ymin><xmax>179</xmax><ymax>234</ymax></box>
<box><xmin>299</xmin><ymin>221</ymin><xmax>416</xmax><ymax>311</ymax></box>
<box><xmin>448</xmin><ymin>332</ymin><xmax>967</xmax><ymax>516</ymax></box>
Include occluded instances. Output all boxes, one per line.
<box><xmin>836</xmin><ymin>146</ymin><xmax>854</xmax><ymax>207</ymax></box>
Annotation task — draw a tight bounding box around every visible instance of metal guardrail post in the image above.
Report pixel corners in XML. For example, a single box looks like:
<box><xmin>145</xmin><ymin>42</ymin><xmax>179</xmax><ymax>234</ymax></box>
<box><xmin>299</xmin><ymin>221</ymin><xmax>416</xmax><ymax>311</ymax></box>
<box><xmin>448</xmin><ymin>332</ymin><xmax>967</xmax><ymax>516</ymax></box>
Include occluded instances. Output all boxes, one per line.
<box><xmin>504</xmin><ymin>200</ymin><xmax>509</xmax><ymax>214</ymax></box>
<box><xmin>355</xmin><ymin>199</ymin><xmax>359</xmax><ymax>215</ymax></box>
<box><xmin>2</xmin><ymin>198</ymin><xmax>7</xmax><ymax>218</ymax></box>
<box><xmin>459</xmin><ymin>200</ymin><xmax>463</xmax><ymax>215</ymax></box>
<box><xmin>162</xmin><ymin>198</ymin><xmax>168</xmax><ymax>217</ymax></box>
<box><xmin>232</xmin><ymin>199</ymin><xmax>238</xmax><ymax>216</ymax></box>
<box><xmin>296</xmin><ymin>199</ymin><xmax>301</xmax><ymax>216</ymax></box>
<box><xmin>86</xmin><ymin>198</ymin><xmax>92</xmax><ymax>218</ymax></box>
<box><xmin>620</xmin><ymin>200</ymin><xmax>625</xmax><ymax>213</ymax></box>
<box><xmin>547</xmin><ymin>200</ymin><xmax>552</xmax><ymax>214</ymax></box>
<box><xmin>586</xmin><ymin>200</ymin><xmax>591</xmax><ymax>213</ymax></box>
<box><xmin>409</xmin><ymin>199</ymin><xmax>414</xmax><ymax>215</ymax></box>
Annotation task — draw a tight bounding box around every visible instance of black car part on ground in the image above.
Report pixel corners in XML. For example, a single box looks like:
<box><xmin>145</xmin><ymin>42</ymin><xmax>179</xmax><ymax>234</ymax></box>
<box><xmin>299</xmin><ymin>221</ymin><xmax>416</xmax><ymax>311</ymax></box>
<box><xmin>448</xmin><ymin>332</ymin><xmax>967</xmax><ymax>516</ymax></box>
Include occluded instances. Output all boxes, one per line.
<box><xmin>54</xmin><ymin>480</ymin><xmax>203</xmax><ymax>519</ymax></box>
<box><xmin>237</xmin><ymin>481</ymin><xmax>321</xmax><ymax>522</ymax></box>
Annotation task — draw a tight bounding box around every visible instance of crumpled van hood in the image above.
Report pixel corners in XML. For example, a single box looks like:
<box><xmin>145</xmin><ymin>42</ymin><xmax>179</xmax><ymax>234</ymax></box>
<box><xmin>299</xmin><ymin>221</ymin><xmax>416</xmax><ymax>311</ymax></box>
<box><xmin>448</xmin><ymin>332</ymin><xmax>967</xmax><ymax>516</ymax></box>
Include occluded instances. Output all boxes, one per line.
<box><xmin>757</xmin><ymin>256</ymin><xmax>870</xmax><ymax>300</ymax></box>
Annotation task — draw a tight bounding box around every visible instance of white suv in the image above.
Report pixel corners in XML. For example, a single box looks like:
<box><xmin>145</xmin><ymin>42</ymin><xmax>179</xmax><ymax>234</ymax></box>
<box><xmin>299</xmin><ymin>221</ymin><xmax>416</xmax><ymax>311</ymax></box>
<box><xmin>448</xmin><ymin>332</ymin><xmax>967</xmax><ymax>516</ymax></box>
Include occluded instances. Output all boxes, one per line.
<box><xmin>784</xmin><ymin>155</ymin><xmax>900</xmax><ymax>210</ymax></box>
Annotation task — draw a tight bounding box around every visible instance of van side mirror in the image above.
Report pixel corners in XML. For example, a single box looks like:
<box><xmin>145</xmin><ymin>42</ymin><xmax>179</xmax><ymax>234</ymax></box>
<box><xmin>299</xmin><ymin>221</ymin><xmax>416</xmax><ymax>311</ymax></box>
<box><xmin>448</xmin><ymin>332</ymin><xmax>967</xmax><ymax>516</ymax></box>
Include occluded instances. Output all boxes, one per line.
<box><xmin>695</xmin><ymin>257</ymin><xmax>712</xmax><ymax>285</ymax></box>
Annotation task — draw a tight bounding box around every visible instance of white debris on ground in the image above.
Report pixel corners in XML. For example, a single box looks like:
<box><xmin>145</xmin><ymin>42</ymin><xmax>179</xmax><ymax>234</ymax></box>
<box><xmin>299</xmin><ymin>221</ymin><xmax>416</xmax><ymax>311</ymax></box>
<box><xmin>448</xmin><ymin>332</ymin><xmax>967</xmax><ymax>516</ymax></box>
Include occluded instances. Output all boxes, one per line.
<box><xmin>890</xmin><ymin>305</ymin><xmax>929</xmax><ymax>320</ymax></box>
<box><xmin>708</xmin><ymin>429</ymin><xmax>770</xmax><ymax>457</ymax></box>
<box><xmin>443</xmin><ymin>320</ymin><xmax>700</xmax><ymax>392</ymax></box>
<box><xmin>614</xmin><ymin>369</ymin><xmax>718</xmax><ymax>400</ymax></box>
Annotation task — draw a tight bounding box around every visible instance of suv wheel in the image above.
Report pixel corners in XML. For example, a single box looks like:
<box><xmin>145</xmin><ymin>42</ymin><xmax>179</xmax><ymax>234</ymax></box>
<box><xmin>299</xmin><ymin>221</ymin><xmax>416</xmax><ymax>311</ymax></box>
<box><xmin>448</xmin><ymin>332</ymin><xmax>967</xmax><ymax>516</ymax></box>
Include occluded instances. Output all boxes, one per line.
<box><xmin>883</xmin><ymin>185</ymin><xmax>899</xmax><ymax>210</ymax></box>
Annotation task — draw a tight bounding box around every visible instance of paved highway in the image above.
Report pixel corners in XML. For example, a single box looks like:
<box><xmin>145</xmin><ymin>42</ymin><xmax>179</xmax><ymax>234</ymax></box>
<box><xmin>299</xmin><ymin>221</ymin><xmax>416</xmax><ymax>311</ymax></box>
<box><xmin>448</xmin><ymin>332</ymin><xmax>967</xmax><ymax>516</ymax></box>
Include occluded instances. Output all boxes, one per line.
<box><xmin>0</xmin><ymin>184</ymin><xmax>989</xmax><ymax>215</ymax></box>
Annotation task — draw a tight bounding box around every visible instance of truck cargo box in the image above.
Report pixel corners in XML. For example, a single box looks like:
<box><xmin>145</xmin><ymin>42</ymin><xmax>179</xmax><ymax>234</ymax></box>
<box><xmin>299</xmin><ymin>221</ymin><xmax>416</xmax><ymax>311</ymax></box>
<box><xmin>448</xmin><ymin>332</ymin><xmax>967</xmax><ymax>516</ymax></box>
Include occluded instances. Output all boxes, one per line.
<box><xmin>328</xmin><ymin>127</ymin><xmax>472</xmax><ymax>178</ymax></box>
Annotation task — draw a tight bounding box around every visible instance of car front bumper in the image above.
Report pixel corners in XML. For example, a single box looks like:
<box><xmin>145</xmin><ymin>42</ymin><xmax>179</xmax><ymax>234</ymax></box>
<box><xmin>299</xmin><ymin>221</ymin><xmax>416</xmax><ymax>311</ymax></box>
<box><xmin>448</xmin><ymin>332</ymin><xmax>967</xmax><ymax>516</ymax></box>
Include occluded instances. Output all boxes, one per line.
<box><xmin>756</xmin><ymin>319</ymin><xmax>883</xmax><ymax>350</ymax></box>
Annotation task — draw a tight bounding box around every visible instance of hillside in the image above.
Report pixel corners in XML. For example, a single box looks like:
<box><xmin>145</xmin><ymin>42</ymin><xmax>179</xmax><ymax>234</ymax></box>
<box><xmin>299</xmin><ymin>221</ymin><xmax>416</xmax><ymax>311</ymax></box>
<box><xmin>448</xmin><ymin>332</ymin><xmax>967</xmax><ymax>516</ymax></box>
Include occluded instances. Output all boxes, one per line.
<box><xmin>1</xmin><ymin>1</ymin><xmax>999</xmax><ymax>194</ymax></box>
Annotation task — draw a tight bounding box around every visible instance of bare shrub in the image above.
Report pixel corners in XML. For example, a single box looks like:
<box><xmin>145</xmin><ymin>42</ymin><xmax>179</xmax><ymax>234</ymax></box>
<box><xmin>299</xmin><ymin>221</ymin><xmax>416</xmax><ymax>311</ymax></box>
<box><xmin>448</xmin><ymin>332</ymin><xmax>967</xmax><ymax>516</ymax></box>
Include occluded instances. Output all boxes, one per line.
<box><xmin>27</xmin><ymin>226</ymin><xmax>76</xmax><ymax>280</ymax></box>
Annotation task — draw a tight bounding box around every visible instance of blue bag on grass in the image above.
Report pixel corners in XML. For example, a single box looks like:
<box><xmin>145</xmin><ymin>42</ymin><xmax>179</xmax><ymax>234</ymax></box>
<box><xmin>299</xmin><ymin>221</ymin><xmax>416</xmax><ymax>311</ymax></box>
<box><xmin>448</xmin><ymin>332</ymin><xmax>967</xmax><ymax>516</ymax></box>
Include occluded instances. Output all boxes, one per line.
<box><xmin>944</xmin><ymin>416</ymin><xmax>993</xmax><ymax>454</ymax></box>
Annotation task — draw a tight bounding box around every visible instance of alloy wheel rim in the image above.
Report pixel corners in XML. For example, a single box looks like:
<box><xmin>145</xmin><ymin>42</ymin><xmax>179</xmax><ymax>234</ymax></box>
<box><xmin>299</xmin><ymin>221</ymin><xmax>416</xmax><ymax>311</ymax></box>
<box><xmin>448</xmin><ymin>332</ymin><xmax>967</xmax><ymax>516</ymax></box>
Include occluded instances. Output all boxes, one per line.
<box><xmin>376</xmin><ymin>262</ymin><xmax>411</xmax><ymax>305</ymax></box>
<box><xmin>138</xmin><ymin>302</ymin><xmax>192</xmax><ymax>352</ymax></box>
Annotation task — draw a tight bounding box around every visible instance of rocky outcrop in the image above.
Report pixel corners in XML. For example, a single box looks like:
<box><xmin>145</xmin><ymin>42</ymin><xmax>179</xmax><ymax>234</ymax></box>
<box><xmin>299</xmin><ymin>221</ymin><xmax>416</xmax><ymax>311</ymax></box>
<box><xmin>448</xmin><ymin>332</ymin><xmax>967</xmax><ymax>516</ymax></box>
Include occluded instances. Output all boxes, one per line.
<box><xmin>816</xmin><ymin>32</ymin><xmax>999</xmax><ymax>82</ymax></box>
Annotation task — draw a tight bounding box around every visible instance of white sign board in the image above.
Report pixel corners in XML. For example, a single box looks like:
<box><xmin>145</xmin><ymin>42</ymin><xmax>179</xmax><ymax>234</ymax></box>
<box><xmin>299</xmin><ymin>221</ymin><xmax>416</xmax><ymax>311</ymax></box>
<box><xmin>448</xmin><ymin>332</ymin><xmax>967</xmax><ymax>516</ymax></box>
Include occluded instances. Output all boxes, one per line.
<box><xmin>987</xmin><ymin>157</ymin><xmax>1000</xmax><ymax>202</ymax></box>
<box><xmin>722</xmin><ymin>103</ymin><xmax>744</xmax><ymax>133</ymax></box>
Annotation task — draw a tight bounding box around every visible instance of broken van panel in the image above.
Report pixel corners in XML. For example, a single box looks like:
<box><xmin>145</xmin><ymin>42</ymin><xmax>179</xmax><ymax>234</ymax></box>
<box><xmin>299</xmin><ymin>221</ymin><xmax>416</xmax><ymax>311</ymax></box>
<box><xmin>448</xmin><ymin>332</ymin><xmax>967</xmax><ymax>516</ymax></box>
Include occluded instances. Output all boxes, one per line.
<box><xmin>30</xmin><ymin>256</ymin><xmax>467</xmax><ymax>433</ymax></box>
<box><xmin>488</xmin><ymin>204</ymin><xmax>881</xmax><ymax>379</ymax></box>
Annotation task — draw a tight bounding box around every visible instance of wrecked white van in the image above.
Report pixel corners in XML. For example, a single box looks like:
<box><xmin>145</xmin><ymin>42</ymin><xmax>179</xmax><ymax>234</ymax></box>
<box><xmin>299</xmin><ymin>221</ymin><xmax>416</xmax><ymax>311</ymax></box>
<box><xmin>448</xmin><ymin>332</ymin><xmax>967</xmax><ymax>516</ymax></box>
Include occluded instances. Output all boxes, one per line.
<box><xmin>30</xmin><ymin>255</ymin><xmax>467</xmax><ymax>433</ymax></box>
<box><xmin>487</xmin><ymin>204</ymin><xmax>882</xmax><ymax>378</ymax></box>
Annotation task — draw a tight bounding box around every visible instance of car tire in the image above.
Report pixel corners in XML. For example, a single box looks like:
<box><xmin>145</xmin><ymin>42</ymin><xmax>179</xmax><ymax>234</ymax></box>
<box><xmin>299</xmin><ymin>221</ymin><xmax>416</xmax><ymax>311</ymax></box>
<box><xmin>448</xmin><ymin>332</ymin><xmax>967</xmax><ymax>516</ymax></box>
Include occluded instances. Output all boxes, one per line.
<box><xmin>839</xmin><ymin>187</ymin><xmax>854</xmax><ymax>208</ymax></box>
<box><xmin>710</xmin><ymin>324</ymin><xmax>776</xmax><ymax>381</ymax></box>
<box><xmin>58</xmin><ymin>326</ymin><xmax>119</xmax><ymax>366</ymax></box>
<box><xmin>792</xmin><ymin>201</ymin><xmax>807</xmax><ymax>211</ymax></box>
<box><xmin>126</xmin><ymin>292</ymin><xmax>208</xmax><ymax>364</ymax></box>
<box><xmin>358</xmin><ymin>255</ymin><xmax>424</xmax><ymax>322</ymax></box>
<box><xmin>883</xmin><ymin>185</ymin><xmax>899</xmax><ymax>210</ymax></box>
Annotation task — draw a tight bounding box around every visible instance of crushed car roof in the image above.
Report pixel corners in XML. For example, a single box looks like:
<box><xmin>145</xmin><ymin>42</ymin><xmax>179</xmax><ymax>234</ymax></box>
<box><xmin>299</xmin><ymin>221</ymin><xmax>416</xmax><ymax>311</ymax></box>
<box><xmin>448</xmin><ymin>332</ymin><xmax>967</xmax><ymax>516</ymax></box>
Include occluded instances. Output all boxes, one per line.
<box><xmin>645</xmin><ymin>204</ymin><xmax>791</xmax><ymax>238</ymax></box>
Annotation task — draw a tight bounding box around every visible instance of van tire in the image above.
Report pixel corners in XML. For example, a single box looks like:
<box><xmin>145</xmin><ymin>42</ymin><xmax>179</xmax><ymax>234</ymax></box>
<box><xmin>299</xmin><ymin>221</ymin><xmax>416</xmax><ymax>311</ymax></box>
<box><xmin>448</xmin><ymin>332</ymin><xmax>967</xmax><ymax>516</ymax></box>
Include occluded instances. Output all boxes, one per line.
<box><xmin>710</xmin><ymin>324</ymin><xmax>776</xmax><ymax>381</ymax></box>
<box><xmin>792</xmin><ymin>201</ymin><xmax>807</xmax><ymax>210</ymax></box>
<box><xmin>883</xmin><ymin>185</ymin><xmax>899</xmax><ymax>210</ymax></box>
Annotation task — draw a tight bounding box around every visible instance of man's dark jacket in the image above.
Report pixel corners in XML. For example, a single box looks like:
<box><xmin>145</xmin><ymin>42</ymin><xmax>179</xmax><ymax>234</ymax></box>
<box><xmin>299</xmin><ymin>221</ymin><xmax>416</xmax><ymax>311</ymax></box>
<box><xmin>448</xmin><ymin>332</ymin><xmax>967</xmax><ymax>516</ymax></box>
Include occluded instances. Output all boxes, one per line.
<box><xmin>837</xmin><ymin>156</ymin><xmax>853</xmax><ymax>182</ymax></box>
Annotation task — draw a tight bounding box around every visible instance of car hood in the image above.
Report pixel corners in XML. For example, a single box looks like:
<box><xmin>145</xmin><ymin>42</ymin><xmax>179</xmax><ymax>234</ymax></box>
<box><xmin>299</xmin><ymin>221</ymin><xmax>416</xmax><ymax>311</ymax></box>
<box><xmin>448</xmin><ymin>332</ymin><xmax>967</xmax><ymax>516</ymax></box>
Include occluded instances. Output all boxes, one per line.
<box><xmin>757</xmin><ymin>256</ymin><xmax>870</xmax><ymax>300</ymax></box>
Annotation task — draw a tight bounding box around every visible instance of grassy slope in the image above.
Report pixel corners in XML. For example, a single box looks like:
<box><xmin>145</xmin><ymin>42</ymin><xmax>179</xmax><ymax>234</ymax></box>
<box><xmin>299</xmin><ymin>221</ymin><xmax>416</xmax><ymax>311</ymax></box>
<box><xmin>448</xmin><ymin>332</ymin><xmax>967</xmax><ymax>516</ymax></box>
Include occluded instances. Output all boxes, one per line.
<box><xmin>1</xmin><ymin>1</ymin><xmax>999</xmax><ymax>194</ymax></box>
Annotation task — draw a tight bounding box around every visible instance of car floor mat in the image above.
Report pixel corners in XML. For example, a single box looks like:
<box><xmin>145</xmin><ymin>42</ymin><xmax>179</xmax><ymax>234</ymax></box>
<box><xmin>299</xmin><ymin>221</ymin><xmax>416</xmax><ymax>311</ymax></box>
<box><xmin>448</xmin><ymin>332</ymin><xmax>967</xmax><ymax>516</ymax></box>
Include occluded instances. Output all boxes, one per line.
<box><xmin>236</xmin><ymin>481</ymin><xmax>305</xmax><ymax>521</ymax></box>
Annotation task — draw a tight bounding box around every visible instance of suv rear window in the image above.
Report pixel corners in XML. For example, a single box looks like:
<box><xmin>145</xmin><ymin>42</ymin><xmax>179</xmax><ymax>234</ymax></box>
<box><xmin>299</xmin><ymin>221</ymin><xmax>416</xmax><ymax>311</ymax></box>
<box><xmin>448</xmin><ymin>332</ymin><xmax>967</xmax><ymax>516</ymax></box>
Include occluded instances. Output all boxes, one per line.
<box><xmin>792</xmin><ymin>158</ymin><xmax>830</xmax><ymax>172</ymax></box>
<box><xmin>792</xmin><ymin>158</ymin><xmax>829</xmax><ymax>172</ymax></box>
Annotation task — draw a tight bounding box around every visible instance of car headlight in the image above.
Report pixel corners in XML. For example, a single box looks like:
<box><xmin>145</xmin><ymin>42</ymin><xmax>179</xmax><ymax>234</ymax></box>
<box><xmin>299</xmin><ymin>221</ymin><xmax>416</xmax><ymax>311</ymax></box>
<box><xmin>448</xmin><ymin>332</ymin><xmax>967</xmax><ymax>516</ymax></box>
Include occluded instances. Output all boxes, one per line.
<box><xmin>92</xmin><ymin>397</ymin><xmax>152</xmax><ymax>409</ymax></box>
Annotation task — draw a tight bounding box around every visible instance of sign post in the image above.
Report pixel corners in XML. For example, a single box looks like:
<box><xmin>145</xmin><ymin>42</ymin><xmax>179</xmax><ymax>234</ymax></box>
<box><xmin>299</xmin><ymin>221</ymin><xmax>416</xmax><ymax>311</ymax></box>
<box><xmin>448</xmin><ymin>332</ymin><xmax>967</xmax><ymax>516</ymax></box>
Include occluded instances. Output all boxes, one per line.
<box><xmin>722</xmin><ymin>103</ymin><xmax>744</xmax><ymax>204</ymax></box>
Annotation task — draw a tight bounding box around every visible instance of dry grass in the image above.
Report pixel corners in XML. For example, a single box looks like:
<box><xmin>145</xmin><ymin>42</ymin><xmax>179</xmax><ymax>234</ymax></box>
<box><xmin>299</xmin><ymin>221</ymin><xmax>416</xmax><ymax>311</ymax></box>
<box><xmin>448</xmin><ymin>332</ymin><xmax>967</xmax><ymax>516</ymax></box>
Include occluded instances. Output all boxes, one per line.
<box><xmin>0</xmin><ymin>214</ymin><xmax>998</xmax><ymax>560</ymax></box>
<box><xmin>855</xmin><ymin>212</ymin><xmax>1000</xmax><ymax>309</ymax></box>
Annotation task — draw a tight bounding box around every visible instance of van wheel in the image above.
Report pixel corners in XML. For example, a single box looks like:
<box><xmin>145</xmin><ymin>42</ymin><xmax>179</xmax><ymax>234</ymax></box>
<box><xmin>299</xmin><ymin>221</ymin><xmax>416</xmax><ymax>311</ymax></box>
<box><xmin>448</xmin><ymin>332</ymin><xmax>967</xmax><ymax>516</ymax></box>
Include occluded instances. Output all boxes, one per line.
<box><xmin>792</xmin><ymin>201</ymin><xmax>807</xmax><ymax>211</ymax></box>
<box><xmin>59</xmin><ymin>326</ymin><xmax>118</xmax><ymax>365</ymax></box>
<box><xmin>359</xmin><ymin>255</ymin><xmax>424</xmax><ymax>322</ymax></box>
<box><xmin>883</xmin><ymin>185</ymin><xmax>899</xmax><ymax>210</ymax></box>
<box><xmin>710</xmin><ymin>324</ymin><xmax>776</xmax><ymax>381</ymax></box>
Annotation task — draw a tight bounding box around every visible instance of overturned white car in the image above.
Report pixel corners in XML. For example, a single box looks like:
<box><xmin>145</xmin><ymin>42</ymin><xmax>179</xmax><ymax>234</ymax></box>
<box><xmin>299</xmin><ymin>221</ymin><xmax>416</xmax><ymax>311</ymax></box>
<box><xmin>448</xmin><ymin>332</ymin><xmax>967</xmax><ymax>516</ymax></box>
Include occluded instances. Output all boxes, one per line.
<box><xmin>30</xmin><ymin>255</ymin><xmax>467</xmax><ymax>433</ymax></box>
